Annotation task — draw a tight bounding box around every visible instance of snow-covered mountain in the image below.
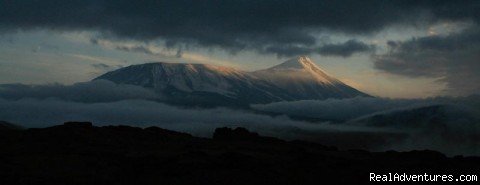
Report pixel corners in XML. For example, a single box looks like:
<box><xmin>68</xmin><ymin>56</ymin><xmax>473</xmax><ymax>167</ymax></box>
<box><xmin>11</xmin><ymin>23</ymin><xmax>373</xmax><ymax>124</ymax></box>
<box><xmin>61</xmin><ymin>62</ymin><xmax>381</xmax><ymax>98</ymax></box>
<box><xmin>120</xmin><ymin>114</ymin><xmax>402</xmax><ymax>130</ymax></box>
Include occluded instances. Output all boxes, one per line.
<box><xmin>94</xmin><ymin>56</ymin><xmax>368</xmax><ymax>106</ymax></box>
<box><xmin>252</xmin><ymin>56</ymin><xmax>367</xmax><ymax>100</ymax></box>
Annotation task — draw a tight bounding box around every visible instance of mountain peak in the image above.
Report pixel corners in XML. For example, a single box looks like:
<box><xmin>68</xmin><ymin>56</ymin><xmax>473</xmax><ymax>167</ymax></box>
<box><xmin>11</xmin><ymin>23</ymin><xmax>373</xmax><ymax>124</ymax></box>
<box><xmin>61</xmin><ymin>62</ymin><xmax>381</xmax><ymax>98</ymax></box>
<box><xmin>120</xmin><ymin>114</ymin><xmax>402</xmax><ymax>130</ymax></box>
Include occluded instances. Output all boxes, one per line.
<box><xmin>253</xmin><ymin>55</ymin><xmax>342</xmax><ymax>85</ymax></box>
<box><xmin>266</xmin><ymin>56</ymin><xmax>332</xmax><ymax>77</ymax></box>
<box><xmin>269</xmin><ymin>56</ymin><xmax>321</xmax><ymax>70</ymax></box>
<box><xmin>297</xmin><ymin>55</ymin><xmax>312</xmax><ymax>63</ymax></box>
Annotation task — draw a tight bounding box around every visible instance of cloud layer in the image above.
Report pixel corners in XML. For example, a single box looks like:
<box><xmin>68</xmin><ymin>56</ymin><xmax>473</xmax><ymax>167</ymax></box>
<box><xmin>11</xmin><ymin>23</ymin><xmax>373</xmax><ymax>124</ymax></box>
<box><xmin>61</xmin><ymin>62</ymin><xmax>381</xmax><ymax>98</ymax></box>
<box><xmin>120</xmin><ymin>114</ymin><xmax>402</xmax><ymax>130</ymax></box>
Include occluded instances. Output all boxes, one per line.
<box><xmin>1</xmin><ymin>96</ymin><xmax>478</xmax><ymax>156</ymax></box>
<box><xmin>1</xmin><ymin>0</ymin><xmax>479</xmax><ymax>57</ymax></box>
<box><xmin>0</xmin><ymin>80</ymin><xmax>160</xmax><ymax>103</ymax></box>
<box><xmin>0</xmin><ymin>98</ymin><xmax>390</xmax><ymax>146</ymax></box>
<box><xmin>374</xmin><ymin>26</ymin><xmax>480</xmax><ymax>95</ymax></box>
<box><xmin>0</xmin><ymin>81</ymin><xmax>479</xmax><ymax>155</ymax></box>
<box><xmin>253</xmin><ymin>96</ymin><xmax>480</xmax><ymax>122</ymax></box>
<box><xmin>253</xmin><ymin>96</ymin><xmax>480</xmax><ymax>155</ymax></box>
<box><xmin>262</xmin><ymin>39</ymin><xmax>376</xmax><ymax>58</ymax></box>
<box><xmin>252</xmin><ymin>97</ymin><xmax>427</xmax><ymax>121</ymax></box>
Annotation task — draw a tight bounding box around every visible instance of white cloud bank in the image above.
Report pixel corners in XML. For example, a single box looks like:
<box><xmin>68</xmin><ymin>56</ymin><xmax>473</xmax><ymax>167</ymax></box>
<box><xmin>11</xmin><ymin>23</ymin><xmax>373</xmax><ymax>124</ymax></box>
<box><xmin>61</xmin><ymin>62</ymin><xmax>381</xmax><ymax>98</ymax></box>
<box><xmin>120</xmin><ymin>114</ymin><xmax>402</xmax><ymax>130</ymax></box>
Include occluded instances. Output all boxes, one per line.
<box><xmin>0</xmin><ymin>80</ymin><xmax>161</xmax><ymax>103</ymax></box>
<box><xmin>0</xmin><ymin>81</ymin><xmax>478</xmax><ymax>156</ymax></box>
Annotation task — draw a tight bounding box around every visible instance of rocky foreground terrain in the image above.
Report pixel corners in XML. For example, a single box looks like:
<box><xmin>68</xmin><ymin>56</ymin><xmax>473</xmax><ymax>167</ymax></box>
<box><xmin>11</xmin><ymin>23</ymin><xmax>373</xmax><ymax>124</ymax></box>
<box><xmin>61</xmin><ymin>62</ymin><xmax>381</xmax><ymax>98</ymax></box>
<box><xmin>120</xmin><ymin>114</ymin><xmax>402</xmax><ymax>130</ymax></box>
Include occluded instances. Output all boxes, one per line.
<box><xmin>0</xmin><ymin>121</ymin><xmax>478</xmax><ymax>185</ymax></box>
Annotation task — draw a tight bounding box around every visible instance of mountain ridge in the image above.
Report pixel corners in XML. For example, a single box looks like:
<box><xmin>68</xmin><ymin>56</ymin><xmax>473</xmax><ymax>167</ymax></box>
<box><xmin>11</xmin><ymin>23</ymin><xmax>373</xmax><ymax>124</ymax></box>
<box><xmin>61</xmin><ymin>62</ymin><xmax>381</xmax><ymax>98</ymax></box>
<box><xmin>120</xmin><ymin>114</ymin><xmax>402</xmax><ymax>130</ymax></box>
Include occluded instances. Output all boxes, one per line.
<box><xmin>94</xmin><ymin>56</ymin><xmax>369</xmax><ymax>106</ymax></box>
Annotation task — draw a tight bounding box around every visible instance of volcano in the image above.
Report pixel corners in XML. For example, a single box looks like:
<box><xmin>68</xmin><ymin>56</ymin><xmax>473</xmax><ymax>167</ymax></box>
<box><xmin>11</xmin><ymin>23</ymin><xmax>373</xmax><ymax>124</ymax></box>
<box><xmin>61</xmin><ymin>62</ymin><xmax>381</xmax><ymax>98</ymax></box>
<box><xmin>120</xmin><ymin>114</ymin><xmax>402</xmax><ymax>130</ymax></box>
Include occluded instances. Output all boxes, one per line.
<box><xmin>94</xmin><ymin>56</ymin><xmax>368</xmax><ymax>106</ymax></box>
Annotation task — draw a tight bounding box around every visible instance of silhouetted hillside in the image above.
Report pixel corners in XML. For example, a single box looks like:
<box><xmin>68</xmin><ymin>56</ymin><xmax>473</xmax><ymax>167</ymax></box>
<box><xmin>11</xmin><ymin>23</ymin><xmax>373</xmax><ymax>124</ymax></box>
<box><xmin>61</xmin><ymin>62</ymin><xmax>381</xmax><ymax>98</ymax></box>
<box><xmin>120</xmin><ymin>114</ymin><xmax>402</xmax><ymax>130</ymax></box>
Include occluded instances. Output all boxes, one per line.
<box><xmin>0</xmin><ymin>122</ymin><xmax>478</xmax><ymax>185</ymax></box>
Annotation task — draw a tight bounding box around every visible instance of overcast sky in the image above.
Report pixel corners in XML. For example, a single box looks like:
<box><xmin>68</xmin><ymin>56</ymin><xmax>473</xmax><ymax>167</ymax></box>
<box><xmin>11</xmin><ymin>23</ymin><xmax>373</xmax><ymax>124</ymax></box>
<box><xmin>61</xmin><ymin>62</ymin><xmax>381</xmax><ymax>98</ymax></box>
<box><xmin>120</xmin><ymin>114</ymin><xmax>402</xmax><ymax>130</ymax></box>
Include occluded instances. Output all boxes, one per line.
<box><xmin>0</xmin><ymin>0</ymin><xmax>479</xmax><ymax>98</ymax></box>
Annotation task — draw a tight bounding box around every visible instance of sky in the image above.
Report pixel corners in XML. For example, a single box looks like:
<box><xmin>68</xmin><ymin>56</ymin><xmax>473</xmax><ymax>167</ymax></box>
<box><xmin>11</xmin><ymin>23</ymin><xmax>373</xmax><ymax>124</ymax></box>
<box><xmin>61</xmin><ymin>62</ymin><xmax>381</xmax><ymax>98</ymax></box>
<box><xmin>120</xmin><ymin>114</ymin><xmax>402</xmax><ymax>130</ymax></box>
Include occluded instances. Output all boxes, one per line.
<box><xmin>0</xmin><ymin>0</ymin><xmax>479</xmax><ymax>98</ymax></box>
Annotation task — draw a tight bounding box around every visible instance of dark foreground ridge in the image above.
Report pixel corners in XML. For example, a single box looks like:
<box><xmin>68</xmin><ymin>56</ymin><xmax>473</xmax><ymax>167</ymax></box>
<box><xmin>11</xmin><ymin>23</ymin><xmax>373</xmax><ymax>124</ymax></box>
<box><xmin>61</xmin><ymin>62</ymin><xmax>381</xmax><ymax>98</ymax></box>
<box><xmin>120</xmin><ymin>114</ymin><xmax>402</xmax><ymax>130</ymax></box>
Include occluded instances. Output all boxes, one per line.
<box><xmin>0</xmin><ymin>122</ymin><xmax>478</xmax><ymax>185</ymax></box>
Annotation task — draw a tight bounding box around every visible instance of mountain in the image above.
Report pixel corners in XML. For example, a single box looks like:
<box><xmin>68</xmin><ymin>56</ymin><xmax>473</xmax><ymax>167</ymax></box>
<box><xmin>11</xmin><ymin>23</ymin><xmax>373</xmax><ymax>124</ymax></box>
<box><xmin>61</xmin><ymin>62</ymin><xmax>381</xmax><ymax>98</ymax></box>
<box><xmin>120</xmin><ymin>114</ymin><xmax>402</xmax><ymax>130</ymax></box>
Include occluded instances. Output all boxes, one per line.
<box><xmin>252</xmin><ymin>56</ymin><xmax>367</xmax><ymax>100</ymax></box>
<box><xmin>94</xmin><ymin>56</ymin><xmax>368</xmax><ymax>106</ymax></box>
<box><xmin>94</xmin><ymin>62</ymin><xmax>289</xmax><ymax>106</ymax></box>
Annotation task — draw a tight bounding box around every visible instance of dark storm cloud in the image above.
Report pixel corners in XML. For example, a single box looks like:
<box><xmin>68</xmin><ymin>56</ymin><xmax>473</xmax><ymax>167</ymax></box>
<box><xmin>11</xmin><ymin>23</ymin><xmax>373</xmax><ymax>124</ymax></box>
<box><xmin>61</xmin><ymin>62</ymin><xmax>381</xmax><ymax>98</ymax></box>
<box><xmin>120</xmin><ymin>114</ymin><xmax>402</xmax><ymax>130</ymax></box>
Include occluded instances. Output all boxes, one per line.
<box><xmin>374</xmin><ymin>26</ymin><xmax>480</xmax><ymax>95</ymax></box>
<box><xmin>317</xmin><ymin>40</ymin><xmax>375</xmax><ymax>57</ymax></box>
<box><xmin>0</xmin><ymin>0</ymin><xmax>479</xmax><ymax>56</ymax></box>
<box><xmin>262</xmin><ymin>40</ymin><xmax>375</xmax><ymax>58</ymax></box>
<box><xmin>262</xmin><ymin>45</ymin><xmax>314</xmax><ymax>58</ymax></box>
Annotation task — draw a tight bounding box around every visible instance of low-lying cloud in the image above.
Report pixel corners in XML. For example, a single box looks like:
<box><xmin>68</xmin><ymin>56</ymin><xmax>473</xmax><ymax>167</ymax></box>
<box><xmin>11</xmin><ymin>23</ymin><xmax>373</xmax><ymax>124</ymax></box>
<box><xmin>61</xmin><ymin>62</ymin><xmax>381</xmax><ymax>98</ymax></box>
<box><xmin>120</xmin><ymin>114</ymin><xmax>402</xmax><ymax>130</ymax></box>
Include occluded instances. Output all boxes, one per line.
<box><xmin>0</xmin><ymin>80</ymin><xmax>160</xmax><ymax>103</ymax></box>
<box><xmin>353</xmin><ymin>103</ymin><xmax>480</xmax><ymax>155</ymax></box>
<box><xmin>253</xmin><ymin>96</ymin><xmax>480</xmax><ymax>155</ymax></box>
<box><xmin>0</xmin><ymin>83</ymin><xmax>479</xmax><ymax>155</ymax></box>
<box><xmin>252</xmin><ymin>97</ymin><xmax>429</xmax><ymax>121</ymax></box>
<box><xmin>0</xmin><ymin>98</ymin><xmax>390</xmax><ymax>144</ymax></box>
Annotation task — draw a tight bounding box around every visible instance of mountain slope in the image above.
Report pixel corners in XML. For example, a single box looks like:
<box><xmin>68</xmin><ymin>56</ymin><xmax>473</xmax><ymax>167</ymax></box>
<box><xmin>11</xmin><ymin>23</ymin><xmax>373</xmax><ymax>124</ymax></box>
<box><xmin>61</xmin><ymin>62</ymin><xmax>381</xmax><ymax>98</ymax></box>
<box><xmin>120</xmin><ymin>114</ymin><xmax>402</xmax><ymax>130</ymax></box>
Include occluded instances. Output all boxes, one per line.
<box><xmin>94</xmin><ymin>56</ymin><xmax>368</xmax><ymax>106</ymax></box>
<box><xmin>252</xmin><ymin>56</ymin><xmax>368</xmax><ymax>99</ymax></box>
<box><xmin>94</xmin><ymin>63</ymin><xmax>288</xmax><ymax>106</ymax></box>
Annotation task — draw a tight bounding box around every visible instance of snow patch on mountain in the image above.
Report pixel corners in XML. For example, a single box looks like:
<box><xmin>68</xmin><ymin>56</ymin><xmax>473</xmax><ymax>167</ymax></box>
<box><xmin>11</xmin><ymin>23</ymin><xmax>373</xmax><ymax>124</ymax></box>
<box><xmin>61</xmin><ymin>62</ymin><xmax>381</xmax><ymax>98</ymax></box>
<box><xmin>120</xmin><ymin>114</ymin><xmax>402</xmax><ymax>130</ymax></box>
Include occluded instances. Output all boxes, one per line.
<box><xmin>252</xmin><ymin>56</ymin><xmax>366</xmax><ymax>99</ymax></box>
<box><xmin>94</xmin><ymin>56</ymin><xmax>369</xmax><ymax>106</ymax></box>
